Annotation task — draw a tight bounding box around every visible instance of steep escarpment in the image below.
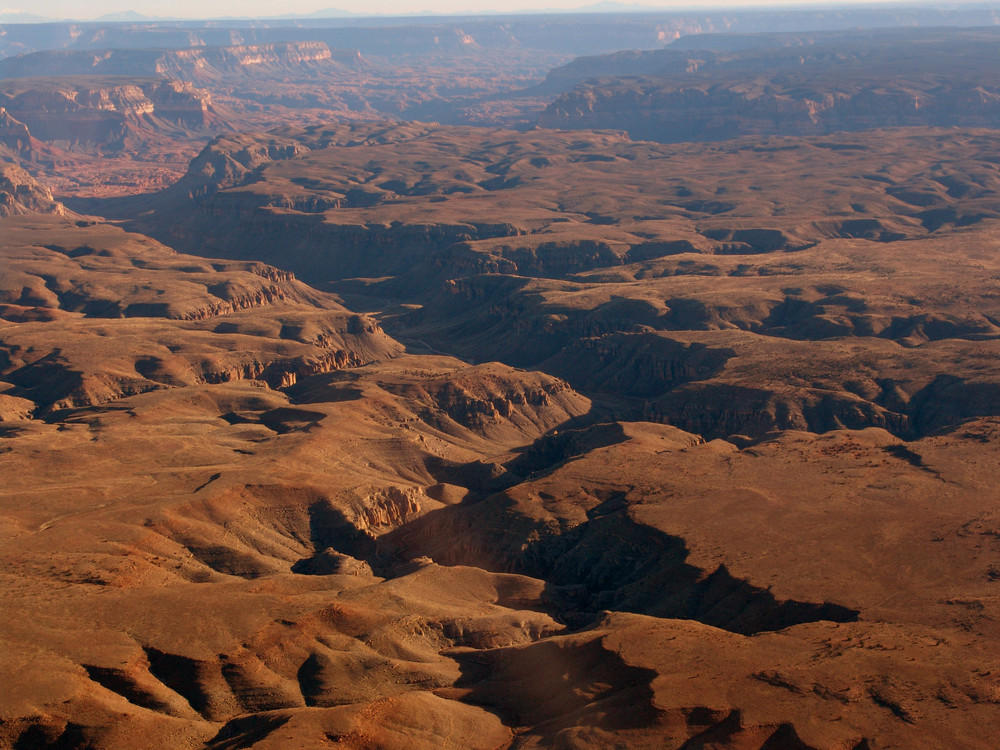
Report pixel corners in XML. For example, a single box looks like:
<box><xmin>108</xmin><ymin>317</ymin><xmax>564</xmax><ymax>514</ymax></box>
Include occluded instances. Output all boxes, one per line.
<box><xmin>539</xmin><ymin>28</ymin><xmax>1000</xmax><ymax>141</ymax></box>
<box><xmin>0</xmin><ymin>107</ymin><xmax>36</xmax><ymax>155</ymax></box>
<box><xmin>371</xmin><ymin>363</ymin><xmax>589</xmax><ymax>446</ymax></box>
<box><xmin>541</xmin><ymin>80</ymin><xmax>1000</xmax><ymax>143</ymax></box>
<box><xmin>0</xmin><ymin>77</ymin><xmax>225</xmax><ymax>152</ymax></box>
<box><xmin>0</xmin><ymin>43</ymin><xmax>367</xmax><ymax>85</ymax></box>
<box><xmin>0</xmin><ymin>163</ymin><xmax>64</xmax><ymax>216</ymax></box>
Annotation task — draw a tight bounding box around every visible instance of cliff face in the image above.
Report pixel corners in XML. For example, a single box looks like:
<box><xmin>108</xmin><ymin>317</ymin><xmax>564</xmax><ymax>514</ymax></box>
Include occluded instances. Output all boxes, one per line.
<box><xmin>0</xmin><ymin>162</ymin><xmax>64</xmax><ymax>216</ymax></box>
<box><xmin>539</xmin><ymin>82</ymin><xmax>1000</xmax><ymax>142</ymax></box>
<box><xmin>0</xmin><ymin>107</ymin><xmax>33</xmax><ymax>154</ymax></box>
<box><xmin>0</xmin><ymin>77</ymin><xmax>220</xmax><ymax>150</ymax></box>
<box><xmin>538</xmin><ymin>28</ymin><xmax>1000</xmax><ymax>142</ymax></box>
<box><xmin>0</xmin><ymin>78</ymin><xmax>220</xmax><ymax>150</ymax></box>
<box><xmin>0</xmin><ymin>43</ymin><xmax>366</xmax><ymax>84</ymax></box>
<box><xmin>154</xmin><ymin>42</ymin><xmax>365</xmax><ymax>82</ymax></box>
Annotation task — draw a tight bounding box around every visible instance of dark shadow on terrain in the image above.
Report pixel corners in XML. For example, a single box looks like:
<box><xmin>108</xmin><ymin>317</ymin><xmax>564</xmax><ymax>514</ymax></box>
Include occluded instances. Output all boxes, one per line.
<box><xmin>449</xmin><ymin>636</ymin><xmax>660</xmax><ymax>732</ymax></box>
<box><xmin>537</xmin><ymin>506</ymin><xmax>858</xmax><ymax>634</ymax></box>
<box><xmin>296</xmin><ymin>499</ymin><xmax>378</xmax><ymax>571</ymax></box>
<box><xmin>82</xmin><ymin>665</ymin><xmax>179</xmax><ymax>715</ymax></box>
<box><xmin>504</xmin><ymin>421</ymin><xmax>630</xmax><ymax>479</ymax></box>
<box><xmin>420</xmin><ymin>454</ymin><xmax>518</xmax><ymax>500</ymax></box>
<box><xmin>143</xmin><ymin>647</ymin><xmax>211</xmax><ymax>718</ymax></box>
<box><xmin>384</xmin><ymin>488</ymin><xmax>859</xmax><ymax>636</ymax></box>
<box><xmin>62</xmin><ymin>191</ymin><xmax>162</xmax><ymax>220</ymax></box>
<box><xmin>295</xmin><ymin>654</ymin><xmax>325</xmax><ymax>707</ymax></box>
<box><xmin>203</xmin><ymin>714</ymin><xmax>291</xmax><ymax>750</ymax></box>
<box><xmin>192</xmin><ymin>472</ymin><xmax>222</xmax><ymax>493</ymax></box>
<box><xmin>543</xmin><ymin>334</ymin><xmax>735</xmax><ymax>399</ymax></box>
<box><xmin>12</xmin><ymin>722</ymin><xmax>88</xmax><ymax>750</ymax></box>
<box><xmin>295</xmin><ymin>653</ymin><xmax>351</xmax><ymax>708</ymax></box>
<box><xmin>882</xmin><ymin>443</ymin><xmax>941</xmax><ymax>478</ymax></box>
<box><xmin>284</xmin><ymin>371</ymin><xmax>365</xmax><ymax>405</ymax></box>
<box><xmin>909</xmin><ymin>375</ymin><xmax>1000</xmax><ymax>436</ymax></box>
<box><xmin>677</xmin><ymin>711</ymin><xmax>821</xmax><ymax>749</ymax></box>
<box><xmin>3</xmin><ymin>350</ymin><xmax>82</xmax><ymax>409</ymax></box>
<box><xmin>258</xmin><ymin>407</ymin><xmax>327</xmax><ymax>434</ymax></box>
<box><xmin>416</xmin><ymin>403</ymin><xmax>622</xmax><ymax>501</ymax></box>
<box><xmin>185</xmin><ymin>544</ymin><xmax>274</xmax><ymax>579</ymax></box>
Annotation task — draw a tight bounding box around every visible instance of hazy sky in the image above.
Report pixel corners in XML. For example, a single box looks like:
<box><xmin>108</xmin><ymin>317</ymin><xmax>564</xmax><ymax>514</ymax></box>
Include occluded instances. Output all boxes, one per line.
<box><xmin>0</xmin><ymin>0</ymin><xmax>898</xmax><ymax>21</ymax></box>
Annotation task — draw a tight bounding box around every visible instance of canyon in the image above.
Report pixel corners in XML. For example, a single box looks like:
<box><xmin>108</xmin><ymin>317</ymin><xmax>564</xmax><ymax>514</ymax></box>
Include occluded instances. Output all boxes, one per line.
<box><xmin>2</xmin><ymin>9</ymin><xmax>1000</xmax><ymax>750</ymax></box>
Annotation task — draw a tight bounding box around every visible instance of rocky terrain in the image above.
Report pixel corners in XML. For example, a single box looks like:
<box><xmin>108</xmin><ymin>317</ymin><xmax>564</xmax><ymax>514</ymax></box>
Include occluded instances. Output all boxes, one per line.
<box><xmin>3</xmin><ymin>12</ymin><xmax>1000</xmax><ymax>750</ymax></box>
<box><xmin>103</xmin><ymin>122</ymin><xmax>1000</xmax><ymax>281</ymax></box>
<box><xmin>1</xmin><ymin>117</ymin><xmax>998</xmax><ymax>747</ymax></box>
<box><xmin>84</xmin><ymin>120</ymin><xmax>999</xmax><ymax>441</ymax></box>
<box><xmin>0</xmin><ymin>40</ymin><xmax>557</xmax><ymax>196</ymax></box>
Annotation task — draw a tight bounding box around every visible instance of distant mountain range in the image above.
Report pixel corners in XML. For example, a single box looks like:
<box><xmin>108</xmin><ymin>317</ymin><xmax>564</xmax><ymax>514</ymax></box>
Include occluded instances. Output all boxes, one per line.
<box><xmin>1</xmin><ymin>2</ymin><xmax>667</xmax><ymax>24</ymax></box>
<box><xmin>0</xmin><ymin>8</ymin><xmax>51</xmax><ymax>22</ymax></box>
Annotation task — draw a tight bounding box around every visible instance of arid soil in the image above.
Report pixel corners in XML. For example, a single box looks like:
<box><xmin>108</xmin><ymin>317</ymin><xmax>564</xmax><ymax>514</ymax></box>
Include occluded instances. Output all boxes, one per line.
<box><xmin>3</xmin><ymin>15</ymin><xmax>1000</xmax><ymax>750</ymax></box>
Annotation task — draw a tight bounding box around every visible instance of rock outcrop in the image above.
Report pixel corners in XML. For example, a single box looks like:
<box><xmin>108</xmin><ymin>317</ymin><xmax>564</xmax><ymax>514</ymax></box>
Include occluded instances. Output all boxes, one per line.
<box><xmin>0</xmin><ymin>162</ymin><xmax>64</xmax><ymax>216</ymax></box>
<box><xmin>0</xmin><ymin>43</ymin><xmax>367</xmax><ymax>84</ymax></box>
<box><xmin>0</xmin><ymin>107</ymin><xmax>34</xmax><ymax>154</ymax></box>
<box><xmin>0</xmin><ymin>77</ymin><xmax>224</xmax><ymax>151</ymax></box>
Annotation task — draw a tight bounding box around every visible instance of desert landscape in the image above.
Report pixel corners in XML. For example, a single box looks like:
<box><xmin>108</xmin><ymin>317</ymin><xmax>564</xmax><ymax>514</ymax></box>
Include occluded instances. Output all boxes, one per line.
<box><xmin>2</xmin><ymin>5</ymin><xmax>1000</xmax><ymax>749</ymax></box>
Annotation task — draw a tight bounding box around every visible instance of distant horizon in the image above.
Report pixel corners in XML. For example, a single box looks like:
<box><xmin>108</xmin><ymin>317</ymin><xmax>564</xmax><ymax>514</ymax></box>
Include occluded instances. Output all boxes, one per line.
<box><xmin>0</xmin><ymin>0</ymin><xmax>985</xmax><ymax>24</ymax></box>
